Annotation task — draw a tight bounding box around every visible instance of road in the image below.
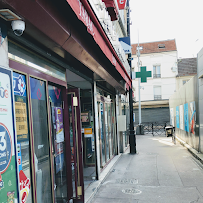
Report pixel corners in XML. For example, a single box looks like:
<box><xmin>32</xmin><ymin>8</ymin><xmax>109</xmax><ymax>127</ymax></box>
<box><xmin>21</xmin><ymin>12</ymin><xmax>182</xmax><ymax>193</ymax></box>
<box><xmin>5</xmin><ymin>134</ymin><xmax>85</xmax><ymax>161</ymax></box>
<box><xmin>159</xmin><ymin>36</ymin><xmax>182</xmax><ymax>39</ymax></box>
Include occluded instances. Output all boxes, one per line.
<box><xmin>91</xmin><ymin>134</ymin><xmax>203</xmax><ymax>203</ymax></box>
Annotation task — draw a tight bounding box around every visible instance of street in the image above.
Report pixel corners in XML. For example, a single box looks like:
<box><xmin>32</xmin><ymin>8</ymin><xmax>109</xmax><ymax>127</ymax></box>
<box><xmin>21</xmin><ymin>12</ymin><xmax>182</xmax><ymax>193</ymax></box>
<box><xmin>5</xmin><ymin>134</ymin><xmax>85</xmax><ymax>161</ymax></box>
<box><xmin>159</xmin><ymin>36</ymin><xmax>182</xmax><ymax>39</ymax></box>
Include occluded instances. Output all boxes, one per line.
<box><xmin>91</xmin><ymin>134</ymin><xmax>203</xmax><ymax>203</ymax></box>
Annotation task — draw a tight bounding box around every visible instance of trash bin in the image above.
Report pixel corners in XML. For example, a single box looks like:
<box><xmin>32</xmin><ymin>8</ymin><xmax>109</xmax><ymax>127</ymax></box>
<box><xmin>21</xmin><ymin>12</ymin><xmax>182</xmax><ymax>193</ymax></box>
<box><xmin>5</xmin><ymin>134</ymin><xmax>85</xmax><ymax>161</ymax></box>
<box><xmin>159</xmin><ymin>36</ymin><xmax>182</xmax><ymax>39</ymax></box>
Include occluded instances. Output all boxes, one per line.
<box><xmin>136</xmin><ymin>124</ymin><xmax>144</xmax><ymax>135</ymax></box>
<box><xmin>165</xmin><ymin>126</ymin><xmax>173</xmax><ymax>137</ymax></box>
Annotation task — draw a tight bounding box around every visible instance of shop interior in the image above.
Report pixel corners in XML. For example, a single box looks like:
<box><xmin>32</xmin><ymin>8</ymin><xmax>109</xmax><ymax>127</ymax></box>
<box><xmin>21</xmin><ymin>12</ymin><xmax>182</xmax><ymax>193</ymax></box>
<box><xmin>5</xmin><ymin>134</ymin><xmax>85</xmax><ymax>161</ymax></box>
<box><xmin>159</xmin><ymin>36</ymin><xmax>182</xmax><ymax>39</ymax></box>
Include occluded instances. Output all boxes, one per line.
<box><xmin>66</xmin><ymin>70</ymin><xmax>96</xmax><ymax>191</ymax></box>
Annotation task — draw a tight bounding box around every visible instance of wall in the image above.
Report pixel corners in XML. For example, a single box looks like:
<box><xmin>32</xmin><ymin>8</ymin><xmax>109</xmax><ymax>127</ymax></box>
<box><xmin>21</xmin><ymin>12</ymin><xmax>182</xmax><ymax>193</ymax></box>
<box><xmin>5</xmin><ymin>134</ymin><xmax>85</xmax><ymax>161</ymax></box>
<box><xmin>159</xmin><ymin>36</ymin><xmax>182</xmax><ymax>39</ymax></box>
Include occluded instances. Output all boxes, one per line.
<box><xmin>169</xmin><ymin>75</ymin><xmax>199</xmax><ymax>151</ymax></box>
<box><xmin>132</xmin><ymin>51</ymin><xmax>177</xmax><ymax>102</ymax></box>
<box><xmin>198</xmin><ymin>47</ymin><xmax>203</xmax><ymax>152</ymax></box>
<box><xmin>176</xmin><ymin>75</ymin><xmax>195</xmax><ymax>90</ymax></box>
<box><xmin>0</xmin><ymin>19</ymin><xmax>9</xmax><ymax>68</ymax></box>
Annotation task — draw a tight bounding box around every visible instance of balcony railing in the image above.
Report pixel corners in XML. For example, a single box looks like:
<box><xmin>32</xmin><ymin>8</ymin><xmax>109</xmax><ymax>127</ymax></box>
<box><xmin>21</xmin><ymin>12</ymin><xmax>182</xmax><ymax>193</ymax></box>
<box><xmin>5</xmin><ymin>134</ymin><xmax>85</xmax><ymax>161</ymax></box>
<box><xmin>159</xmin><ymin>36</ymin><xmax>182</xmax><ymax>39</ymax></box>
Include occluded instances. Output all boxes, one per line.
<box><xmin>153</xmin><ymin>74</ymin><xmax>161</xmax><ymax>78</ymax></box>
<box><xmin>154</xmin><ymin>95</ymin><xmax>162</xmax><ymax>100</ymax></box>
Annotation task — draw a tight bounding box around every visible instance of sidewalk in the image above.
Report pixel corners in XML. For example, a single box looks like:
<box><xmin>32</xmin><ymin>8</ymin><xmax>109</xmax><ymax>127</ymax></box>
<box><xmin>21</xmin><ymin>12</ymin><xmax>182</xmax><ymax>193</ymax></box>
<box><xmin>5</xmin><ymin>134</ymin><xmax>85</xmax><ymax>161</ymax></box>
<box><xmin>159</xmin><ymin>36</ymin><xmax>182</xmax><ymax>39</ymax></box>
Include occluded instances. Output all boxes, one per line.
<box><xmin>88</xmin><ymin>134</ymin><xmax>203</xmax><ymax>203</ymax></box>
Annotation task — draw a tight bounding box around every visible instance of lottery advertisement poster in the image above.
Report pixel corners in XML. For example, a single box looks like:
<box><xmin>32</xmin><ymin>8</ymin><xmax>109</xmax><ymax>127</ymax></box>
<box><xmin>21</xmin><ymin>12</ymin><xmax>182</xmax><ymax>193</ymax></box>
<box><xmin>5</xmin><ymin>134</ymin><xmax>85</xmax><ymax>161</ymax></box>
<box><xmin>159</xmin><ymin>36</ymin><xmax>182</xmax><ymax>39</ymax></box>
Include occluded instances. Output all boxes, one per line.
<box><xmin>0</xmin><ymin>67</ymin><xmax>19</xmax><ymax>202</ymax></box>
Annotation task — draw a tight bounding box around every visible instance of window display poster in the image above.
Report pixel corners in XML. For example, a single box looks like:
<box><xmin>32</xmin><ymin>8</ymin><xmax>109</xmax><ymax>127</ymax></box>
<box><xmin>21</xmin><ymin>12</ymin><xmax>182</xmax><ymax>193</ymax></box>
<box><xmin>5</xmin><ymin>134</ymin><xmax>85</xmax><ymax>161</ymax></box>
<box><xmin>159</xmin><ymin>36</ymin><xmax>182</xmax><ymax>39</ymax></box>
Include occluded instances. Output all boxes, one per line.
<box><xmin>190</xmin><ymin>101</ymin><xmax>196</xmax><ymax>134</ymax></box>
<box><xmin>176</xmin><ymin>106</ymin><xmax>179</xmax><ymax>128</ymax></box>
<box><xmin>13</xmin><ymin>72</ymin><xmax>28</xmax><ymax>142</ymax></box>
<box><xmin>15</xmin><ymin>101</ymin><xmax>28</xmax><ymax>141</ymax></box>
<box><xmin>180</xmin><ymin>105</ymin><xmax>184</xmax><ymax>130</ymax></box>
<box><xmin>55</xmin><ymin>107</ymin><xmax>64</xmax><ymax>143</ymax></box>
<box><xmin>17</xmin><ymin>142</ymin><xmax>31</xmax><ymax>203</ymax></box>
<box><xmin>184</xmin><ymin>103</ymin><xmax>189</xmax><ymax>132</ymax></box>
<box><xmin>55</xmin><ymin>142</ymin><xmax>64</xmax><ymax>173</ymax></box>
<box><xmin>0</xmin><ymin>67</ymin><xmax>19</xmax><ymax>202</ymax></box>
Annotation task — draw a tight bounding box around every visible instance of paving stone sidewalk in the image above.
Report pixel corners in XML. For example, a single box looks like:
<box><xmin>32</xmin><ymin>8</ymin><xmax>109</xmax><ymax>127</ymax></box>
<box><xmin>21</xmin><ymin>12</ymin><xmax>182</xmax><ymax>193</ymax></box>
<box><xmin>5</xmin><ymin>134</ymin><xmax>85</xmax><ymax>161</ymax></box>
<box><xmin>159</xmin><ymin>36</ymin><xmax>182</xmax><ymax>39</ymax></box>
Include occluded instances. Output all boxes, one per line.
<box><xmin>90</xmin><ymin>134</ymin><xmax>203</xmax><ymax>203</ymax></box>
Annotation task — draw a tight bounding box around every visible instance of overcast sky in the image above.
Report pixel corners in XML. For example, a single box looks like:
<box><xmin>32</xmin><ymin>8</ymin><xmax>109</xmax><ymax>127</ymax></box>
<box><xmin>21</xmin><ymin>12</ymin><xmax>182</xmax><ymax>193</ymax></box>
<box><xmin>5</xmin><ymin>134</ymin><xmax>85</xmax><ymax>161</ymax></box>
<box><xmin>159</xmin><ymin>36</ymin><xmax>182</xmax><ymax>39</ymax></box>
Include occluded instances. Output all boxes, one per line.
<box><xmin>129</xmin><ymin>0</ymin><xmax>203</xmax><ymax>58</ymax></box>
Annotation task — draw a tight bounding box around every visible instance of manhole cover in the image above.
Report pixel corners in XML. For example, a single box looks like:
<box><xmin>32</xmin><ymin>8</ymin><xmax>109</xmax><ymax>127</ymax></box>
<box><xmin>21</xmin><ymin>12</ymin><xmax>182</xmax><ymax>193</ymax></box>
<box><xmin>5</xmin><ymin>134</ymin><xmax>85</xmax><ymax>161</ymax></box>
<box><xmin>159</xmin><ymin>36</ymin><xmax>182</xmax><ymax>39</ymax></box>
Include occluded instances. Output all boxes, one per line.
<box><xmin>116</xmin><ymin>178</ymin><xmax>138</xmax><ymax>184</ymax></box>
<box><xmin>122</xmin><ymin>188</ymin><xmax>142</xmax><ymax>195</ymax></box>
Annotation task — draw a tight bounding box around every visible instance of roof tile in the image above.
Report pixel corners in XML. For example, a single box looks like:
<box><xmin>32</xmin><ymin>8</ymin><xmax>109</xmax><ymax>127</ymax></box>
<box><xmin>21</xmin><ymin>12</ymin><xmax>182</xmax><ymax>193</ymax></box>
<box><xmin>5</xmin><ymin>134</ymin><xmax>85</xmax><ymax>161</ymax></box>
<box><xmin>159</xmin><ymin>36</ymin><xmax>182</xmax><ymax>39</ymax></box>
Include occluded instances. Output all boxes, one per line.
<box><xmin>131</xmin><ymin>39</ymin><xmax>177</xmax><ymax>55</ymax></box>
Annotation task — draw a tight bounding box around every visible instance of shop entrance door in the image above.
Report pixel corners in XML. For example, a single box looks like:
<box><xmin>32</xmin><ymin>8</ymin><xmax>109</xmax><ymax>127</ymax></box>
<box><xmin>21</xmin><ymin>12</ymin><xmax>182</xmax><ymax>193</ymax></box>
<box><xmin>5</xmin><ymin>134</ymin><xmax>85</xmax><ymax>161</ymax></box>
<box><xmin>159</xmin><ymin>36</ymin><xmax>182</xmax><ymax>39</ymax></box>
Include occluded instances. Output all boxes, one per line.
<box><xmin>67</xmin><ymin>88</ymin><xmax>84</xmax><ymax>203</ymax></box>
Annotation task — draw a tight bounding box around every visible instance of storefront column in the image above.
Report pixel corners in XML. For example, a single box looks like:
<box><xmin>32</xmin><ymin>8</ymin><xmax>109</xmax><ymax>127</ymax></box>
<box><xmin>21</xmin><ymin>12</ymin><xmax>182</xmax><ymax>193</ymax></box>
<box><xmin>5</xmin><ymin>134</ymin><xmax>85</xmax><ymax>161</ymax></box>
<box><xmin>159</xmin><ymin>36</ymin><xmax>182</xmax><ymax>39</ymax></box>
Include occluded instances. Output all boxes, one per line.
<box><xmin>0</xmin><ymin>20</ymin><xmax>8</xmax><ymax>68</ymax></box>
<box><xmin>93</xmin><ymin>81</ymin><xmax>100</xmax><ymax>179</ymax></box>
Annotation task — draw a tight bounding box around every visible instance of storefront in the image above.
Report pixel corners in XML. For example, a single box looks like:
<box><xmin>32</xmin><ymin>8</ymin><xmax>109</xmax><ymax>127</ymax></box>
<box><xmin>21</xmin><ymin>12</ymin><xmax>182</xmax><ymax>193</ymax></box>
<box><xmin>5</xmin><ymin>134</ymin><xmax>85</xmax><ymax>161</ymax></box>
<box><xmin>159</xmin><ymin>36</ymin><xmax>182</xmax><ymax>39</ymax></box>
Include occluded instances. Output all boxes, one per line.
<box><xmin>6</xmin><ymin>40</ymin><xmax>86</xmax><ymax>203</ymax></box>
<box><xmin>96</xmin><ymin>88</ymin><xmax>117</xmax><ymax>168</ymax></box>
<box><xmin>0</xmin><ymin>0</ymin><xmax>131</xmax><ymax>202</ymax></box>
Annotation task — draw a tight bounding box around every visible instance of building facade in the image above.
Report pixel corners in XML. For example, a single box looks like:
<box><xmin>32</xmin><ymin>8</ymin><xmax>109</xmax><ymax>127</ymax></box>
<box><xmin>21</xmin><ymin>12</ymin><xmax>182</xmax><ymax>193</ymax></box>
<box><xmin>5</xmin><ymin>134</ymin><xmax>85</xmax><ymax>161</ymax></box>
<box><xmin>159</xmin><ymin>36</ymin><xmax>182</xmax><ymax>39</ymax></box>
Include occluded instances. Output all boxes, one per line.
<box><xmin>131</xmin><ymin>39</ymin><xmax>177</xmax><ymax>124</ymax></box>
<box><xmin>176</xmin><ymin>57</ymin><xmax>197</xmax><ymax>90</ymax></box>
<box><xmin>0</xmin><ymin>0</ymin><xmax>131</xmax><ymax>202</ymax></box>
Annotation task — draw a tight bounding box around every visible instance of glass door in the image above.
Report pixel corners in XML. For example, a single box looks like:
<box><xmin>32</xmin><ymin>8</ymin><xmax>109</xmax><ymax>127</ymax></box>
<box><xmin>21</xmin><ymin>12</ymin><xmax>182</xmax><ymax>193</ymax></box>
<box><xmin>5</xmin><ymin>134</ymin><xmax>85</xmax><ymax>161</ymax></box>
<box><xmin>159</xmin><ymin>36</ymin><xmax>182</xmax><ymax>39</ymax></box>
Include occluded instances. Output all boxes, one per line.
<box><xmin>67</xmin><ymin>88</ymin><xmax>84</xmax><ymax>203</ymax></box>
<box><xmin>30</xmin><ymin>77</ymin><xmax>53</xmax><ymax>203</ymax></box>
<box><xmin>48</xmin><ymin>85</ymin><xmax>68</xmax><ymax>203</ymax></box>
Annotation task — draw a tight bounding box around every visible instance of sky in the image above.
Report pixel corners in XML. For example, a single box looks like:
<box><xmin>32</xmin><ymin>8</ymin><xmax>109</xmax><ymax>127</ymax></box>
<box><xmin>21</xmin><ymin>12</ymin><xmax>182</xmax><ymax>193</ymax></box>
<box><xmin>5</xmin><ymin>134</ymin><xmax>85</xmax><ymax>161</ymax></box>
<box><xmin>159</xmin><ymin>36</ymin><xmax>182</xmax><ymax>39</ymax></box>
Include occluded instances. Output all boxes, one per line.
<box><xmin>129</xmin><ymin>0</ymin><xmax>203</xmax><ymax>58</ymax></box>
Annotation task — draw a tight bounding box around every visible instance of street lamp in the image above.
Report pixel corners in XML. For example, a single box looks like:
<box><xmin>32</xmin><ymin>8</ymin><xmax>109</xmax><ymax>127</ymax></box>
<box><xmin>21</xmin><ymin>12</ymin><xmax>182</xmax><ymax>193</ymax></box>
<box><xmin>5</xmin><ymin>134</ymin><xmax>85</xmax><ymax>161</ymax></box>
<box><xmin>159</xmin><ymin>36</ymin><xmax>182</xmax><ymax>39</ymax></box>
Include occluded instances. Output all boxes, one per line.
<box><xmin>127</xmin><ymin>0</ymin><xmax>136</xmax><ymax>154</ymax></box>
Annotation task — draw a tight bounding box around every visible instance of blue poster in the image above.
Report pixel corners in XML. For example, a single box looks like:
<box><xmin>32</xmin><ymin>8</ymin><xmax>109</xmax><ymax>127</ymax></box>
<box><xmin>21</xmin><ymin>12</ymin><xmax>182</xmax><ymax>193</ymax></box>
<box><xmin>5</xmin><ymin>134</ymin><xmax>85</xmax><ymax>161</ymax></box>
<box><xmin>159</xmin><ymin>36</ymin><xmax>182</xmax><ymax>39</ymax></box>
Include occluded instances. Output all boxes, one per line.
<box><xmin>13</xmin><ymin>72</ymin><xmax>27</xmax><ymax>96</ymax></box>
<box><xmin>184</xmin><ymin>103</ymin><xmax>189</xmax><ymax>132</ymax></box>
<box><xmin>30</xmin><ymin>77</ymin><xmax>46</xmax><ymax>100</ymax></box>
<box><xmin>48</xmin><ymin>85</ymin><xmax>62</xmax><ymax>103</ymax></box>
<box><xmin>176</xmin><ymin>106</ymin><xmax>179</xmax><ymax>128</ymax></box>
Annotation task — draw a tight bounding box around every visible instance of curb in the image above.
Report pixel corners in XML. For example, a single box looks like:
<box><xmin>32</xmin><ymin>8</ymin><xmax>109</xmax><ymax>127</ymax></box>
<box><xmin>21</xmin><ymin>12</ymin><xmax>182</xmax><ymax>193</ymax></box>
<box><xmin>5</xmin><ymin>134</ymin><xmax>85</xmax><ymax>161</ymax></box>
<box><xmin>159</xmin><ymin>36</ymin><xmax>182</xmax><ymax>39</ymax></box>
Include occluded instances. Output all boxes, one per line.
<box><xmin>176</xmin><ymin>136</ymin><xmax>203</xmax><ymax>164</ymax></box>
<box><xmin>85</xmin><ymin>153</ymin><xmax>123</xmax><ymax>203</ymax></box>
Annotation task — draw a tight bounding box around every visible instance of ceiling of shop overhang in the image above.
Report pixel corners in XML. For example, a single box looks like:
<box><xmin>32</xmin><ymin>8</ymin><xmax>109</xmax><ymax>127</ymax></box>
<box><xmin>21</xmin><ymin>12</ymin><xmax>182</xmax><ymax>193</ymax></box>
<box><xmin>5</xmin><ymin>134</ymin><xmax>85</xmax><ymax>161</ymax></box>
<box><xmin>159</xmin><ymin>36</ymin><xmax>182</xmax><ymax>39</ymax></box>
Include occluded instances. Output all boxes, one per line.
<box><xmin>0</xmin><ymin>0</ymin><xmax>127</xmax><ymax>93</ymax></box>
<box><xmin>66</xmin><ymin>69</ymin><xmax>92</xmax><ymax>89</ymax></box>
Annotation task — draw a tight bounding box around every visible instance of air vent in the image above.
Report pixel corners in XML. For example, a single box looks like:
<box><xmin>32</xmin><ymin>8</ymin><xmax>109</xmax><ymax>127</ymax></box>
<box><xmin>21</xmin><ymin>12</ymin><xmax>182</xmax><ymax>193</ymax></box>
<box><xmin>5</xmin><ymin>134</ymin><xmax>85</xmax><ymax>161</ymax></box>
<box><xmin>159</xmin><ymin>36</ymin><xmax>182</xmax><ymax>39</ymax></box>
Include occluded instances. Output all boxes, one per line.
<box><xmin>158</xmin><ymin>44</ymin><xmax>165</xmax><ymax>49</ymax></box>
<box><xmin>0</xmin><ymin>9</ymin><xmax>21</xmax><ymax>21</ymax></box>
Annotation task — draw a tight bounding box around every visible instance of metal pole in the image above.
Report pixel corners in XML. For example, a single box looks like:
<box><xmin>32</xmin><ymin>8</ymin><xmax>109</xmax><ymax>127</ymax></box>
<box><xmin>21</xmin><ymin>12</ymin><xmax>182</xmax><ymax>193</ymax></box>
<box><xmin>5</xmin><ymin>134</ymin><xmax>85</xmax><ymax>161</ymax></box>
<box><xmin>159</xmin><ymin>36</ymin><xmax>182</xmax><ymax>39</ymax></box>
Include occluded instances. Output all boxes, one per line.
<box><xmin>137</xmin><ymin>36</ymin><xmax>141</xmax><ymax>125</ymax></box>
<box><xmin>127</xmin><ymin>0</ymin><xmax>136</xmax><ymax>154</ymax></box>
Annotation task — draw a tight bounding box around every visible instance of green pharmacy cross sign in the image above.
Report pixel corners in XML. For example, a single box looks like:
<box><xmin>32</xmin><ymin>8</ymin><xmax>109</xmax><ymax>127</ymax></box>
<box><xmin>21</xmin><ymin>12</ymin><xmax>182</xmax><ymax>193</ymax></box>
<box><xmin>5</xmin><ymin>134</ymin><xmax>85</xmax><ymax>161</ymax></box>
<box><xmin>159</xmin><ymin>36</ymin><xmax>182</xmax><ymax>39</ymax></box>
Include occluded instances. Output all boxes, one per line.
<box><xmin>136</xmin><ymin>66</ymin><xmax>151</xmax><ymax>83</ymax></box>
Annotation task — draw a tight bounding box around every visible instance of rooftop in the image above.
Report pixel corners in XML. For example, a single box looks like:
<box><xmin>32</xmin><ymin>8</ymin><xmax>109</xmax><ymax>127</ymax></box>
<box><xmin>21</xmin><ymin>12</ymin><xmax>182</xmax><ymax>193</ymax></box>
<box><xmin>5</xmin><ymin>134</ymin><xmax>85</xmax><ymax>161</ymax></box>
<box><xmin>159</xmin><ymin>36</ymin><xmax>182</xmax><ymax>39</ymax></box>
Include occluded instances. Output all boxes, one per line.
<box><xmin>131</xmin><ymin>39</ymin><xmax>177</xmax><ymax>55</ymax></box>
<box><xmin>177</xmin><ymin>57</ymin><xmax>197</xmax><ymax>77</ymax></box>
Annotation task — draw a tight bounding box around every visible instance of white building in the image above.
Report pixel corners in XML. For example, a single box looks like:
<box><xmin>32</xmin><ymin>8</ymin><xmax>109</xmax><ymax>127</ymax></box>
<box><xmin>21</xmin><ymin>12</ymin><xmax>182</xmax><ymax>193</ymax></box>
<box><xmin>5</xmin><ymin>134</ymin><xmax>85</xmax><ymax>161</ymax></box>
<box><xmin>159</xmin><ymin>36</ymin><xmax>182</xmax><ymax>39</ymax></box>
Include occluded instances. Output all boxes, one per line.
<box><xmin>131</xmin><ymin>39</ymin><xmax>178</xmax><ymax>123</ymax></box>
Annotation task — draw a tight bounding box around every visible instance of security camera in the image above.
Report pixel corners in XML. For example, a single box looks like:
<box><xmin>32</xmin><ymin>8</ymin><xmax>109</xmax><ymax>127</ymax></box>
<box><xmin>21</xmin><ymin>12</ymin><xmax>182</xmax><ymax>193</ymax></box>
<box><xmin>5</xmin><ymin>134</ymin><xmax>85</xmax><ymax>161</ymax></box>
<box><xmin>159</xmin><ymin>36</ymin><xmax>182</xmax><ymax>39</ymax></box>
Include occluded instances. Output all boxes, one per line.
<box><xmin>11</xmin><ymin>20</ymin><xmax>25</xmax><ymax>36</ymax></box>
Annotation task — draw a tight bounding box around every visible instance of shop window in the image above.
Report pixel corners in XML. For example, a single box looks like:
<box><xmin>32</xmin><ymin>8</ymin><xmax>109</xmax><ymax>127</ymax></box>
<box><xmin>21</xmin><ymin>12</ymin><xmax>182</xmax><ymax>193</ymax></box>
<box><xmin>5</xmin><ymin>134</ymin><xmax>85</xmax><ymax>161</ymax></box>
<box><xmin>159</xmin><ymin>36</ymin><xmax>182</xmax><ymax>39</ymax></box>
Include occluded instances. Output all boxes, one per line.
<box><xmin>30</xmin><ymin>77</ymin><xmax>52</xmax><ymax>203</ymax></box>
<box><xmin>48</xmin><ymin>84</ymin><xmax>68</xmax><ymax>202</ymax></box>
<box><xmin>13</xmin><ymin>72</ymin><xmax>33</xmax><ymax>203</ymax></box>
<box><xmin>105</xmin><ymin>103</ymin><xmax>109</xmax><ymax>161</ymax></box>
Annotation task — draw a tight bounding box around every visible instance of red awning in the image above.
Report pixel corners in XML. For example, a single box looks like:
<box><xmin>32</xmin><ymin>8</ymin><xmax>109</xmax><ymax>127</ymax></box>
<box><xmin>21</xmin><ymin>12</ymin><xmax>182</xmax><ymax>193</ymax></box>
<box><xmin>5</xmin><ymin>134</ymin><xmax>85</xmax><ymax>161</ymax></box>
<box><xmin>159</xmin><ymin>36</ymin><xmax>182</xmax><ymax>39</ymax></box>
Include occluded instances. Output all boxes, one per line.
<box><xmin>102</xmin><ymin>0</ymin><xmax>118</xmax><ymax>21</ymax></box>
<box><xmin>66</xmin><ymin>0</ymin><xmax>131</xmax><ymax>89</ymax></box>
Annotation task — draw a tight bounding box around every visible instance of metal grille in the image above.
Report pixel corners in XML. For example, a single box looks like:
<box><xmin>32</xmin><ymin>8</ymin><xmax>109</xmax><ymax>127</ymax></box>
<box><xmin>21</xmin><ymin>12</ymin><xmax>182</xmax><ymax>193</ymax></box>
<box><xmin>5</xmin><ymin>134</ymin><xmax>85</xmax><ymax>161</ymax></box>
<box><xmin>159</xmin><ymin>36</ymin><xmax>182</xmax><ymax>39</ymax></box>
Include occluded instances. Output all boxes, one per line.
<box><xmin>153</xmin><ymin>74</ymin><xmax>161</xmax><ymax>78</ymax></box>
<box><xmin>142</xmin><ymin>122</ymin><xmax>170</xmax><ymax>135</ymax></box>
<box><xmin>154</xmin><ymin>95</ymin><xmax>162</xmax><ymax>100</ymax></box>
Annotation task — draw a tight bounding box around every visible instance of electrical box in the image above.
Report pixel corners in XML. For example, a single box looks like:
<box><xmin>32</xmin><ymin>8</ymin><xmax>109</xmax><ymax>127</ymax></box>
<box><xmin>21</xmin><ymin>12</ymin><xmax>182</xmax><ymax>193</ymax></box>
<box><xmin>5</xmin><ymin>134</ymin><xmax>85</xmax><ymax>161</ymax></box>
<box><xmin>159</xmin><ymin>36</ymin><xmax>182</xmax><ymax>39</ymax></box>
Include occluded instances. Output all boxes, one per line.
<box><xmin>117</xmin><ymin>115</ymin><xmax>126</xmax><ymax>131</ymax></box>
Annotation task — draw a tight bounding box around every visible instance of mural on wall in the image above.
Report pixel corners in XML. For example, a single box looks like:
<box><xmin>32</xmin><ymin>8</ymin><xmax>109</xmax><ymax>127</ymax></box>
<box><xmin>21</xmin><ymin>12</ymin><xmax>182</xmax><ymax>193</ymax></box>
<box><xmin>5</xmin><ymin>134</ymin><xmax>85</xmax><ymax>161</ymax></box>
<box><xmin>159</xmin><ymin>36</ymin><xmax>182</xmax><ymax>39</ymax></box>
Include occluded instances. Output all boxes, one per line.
<box><xmin>176</xmin><ymin>106</ymin><xmax>179</xmax><ymax>128</ymax></box>
<box><xmin>180</xmin><ymin>105</ymin><xmax>184</xmax><ymax>130</ymax></box>
<box><xmin>184</xmin><ymin>103</ymin><xmax>189</xmax><ymax>132</ymax></box>
<box><xmin>189</xmin><ymin>101</ymin><xmax>196</xmax><ymax>134</ymax></box>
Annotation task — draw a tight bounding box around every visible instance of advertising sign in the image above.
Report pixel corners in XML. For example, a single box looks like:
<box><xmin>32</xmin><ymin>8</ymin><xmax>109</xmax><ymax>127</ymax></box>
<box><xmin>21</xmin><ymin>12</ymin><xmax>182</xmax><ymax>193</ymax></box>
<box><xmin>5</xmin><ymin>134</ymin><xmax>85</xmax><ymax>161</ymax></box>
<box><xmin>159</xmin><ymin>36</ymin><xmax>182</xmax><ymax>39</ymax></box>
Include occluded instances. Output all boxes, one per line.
<box><xmin>117</xmin><ymin>0</ymin><xmax>127</xmax><ymax>10</ymax></box>
<box><xmin>0</xmin><ymin>66</ymin><xmax>19</xmax><ymax>202</ymax></box>
<box><xmin>19</xmin><ymin>170</ymin><xmax>30</xmax><ymax>203</ymax></box>
<box><xmin>84</xmin><ymin>128</ymin><xmax>92</xmax><ymax>138</ymax></box>
<box><xmin>55</xmin><ymin>107</ymin><xmax>64</xmax><ymax>143</ymax></box>
<box><xmin>176</xmin><ymin>106</ymin><xmax>179</xmax><ymax>128</ymax></box>
<box><xmin>184</xmin><ymin>103</ymin><xmax>189</xmax><ymax>132</ymax></box>
<box><xmin>180</xmin><ymin>105</ymin><xmax>184</xmax><ymax>130</ymax></box>
<box><xmin>190</xmin><ymin>101</ymin><xmax>196</xmax><ymax>134</ymax></box>
<box><xmin>119</xmin><ymin>37</ymin><xmax>131</xmax><ymax>54</ymax></box>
